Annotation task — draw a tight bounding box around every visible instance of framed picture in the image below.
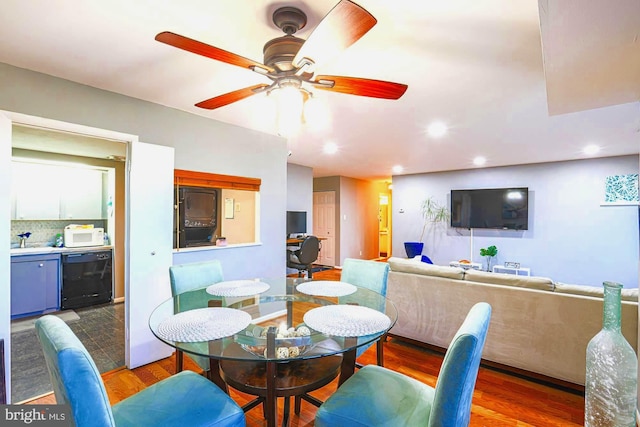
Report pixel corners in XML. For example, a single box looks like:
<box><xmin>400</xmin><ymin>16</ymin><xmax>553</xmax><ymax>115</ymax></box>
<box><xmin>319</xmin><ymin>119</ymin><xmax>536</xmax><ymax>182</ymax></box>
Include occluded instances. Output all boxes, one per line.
<box><xmin>602</xmin><ymin>174</ymin><xmax>639</xmax><ymax>206</ymax></box>
<box><xmin>504</xmin><ymin>261</ymin><xmax>520</xmax><ymax>269</ymax></box>
<box><xmin>224</xmin><ymin>198</ymin><xmax>234</xmax><ymax>219</ymax></box>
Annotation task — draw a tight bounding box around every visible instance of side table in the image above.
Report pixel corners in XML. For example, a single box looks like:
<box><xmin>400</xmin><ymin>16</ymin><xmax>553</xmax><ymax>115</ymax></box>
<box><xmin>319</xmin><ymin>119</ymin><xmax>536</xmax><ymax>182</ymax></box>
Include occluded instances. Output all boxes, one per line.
<box><xmin>449</xmin><ymin>261</ymin><xmax>482</xmax><ymax>271</ymax></box>
<box><xmin>492</xmin><ymin>265</ymin><xmax>531</xmax><ymax>276</ymax></box>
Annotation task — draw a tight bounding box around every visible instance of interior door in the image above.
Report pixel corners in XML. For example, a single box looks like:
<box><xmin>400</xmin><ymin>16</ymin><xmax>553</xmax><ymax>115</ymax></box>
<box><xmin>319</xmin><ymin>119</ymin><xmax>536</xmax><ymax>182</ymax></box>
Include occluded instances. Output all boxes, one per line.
<box><xmin>0</xmin><ymin>113</ymin><xmax>12</xmax><ymax>401</ymax></box>
<box><xmin>313</xmin><ymin>191</ymin><xmax>336</xmax><ymax>266</ymax></box>
<box><xmin>126</xmin><ymin>141</ymin><xmax>175</xmax><ymax>368</ymax></box>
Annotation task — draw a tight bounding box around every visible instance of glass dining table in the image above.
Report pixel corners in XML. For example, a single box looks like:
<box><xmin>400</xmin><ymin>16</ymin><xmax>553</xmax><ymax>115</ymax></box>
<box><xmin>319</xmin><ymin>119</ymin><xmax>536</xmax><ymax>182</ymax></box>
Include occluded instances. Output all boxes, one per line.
<box><xmin>148</xmin><ymin>276</ymin><xmax>397</xmax><ymax>427</ymax></box>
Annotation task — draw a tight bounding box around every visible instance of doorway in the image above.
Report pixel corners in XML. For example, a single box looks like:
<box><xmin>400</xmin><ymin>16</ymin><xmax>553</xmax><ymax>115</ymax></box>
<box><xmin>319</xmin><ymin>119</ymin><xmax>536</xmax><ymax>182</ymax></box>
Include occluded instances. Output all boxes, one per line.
<box><xmin>2</xmin><ymin>111</ymin><xmax>175</xmax><ymax>404</ymax></box>
<box><xmin>313</xmin><ymin>191</ymin><xmax>336</xmax><ymax>266</ymax></box>
<box><xmin>9</xmin><ymin>124</ymin><xmax>127</xmax><ymax>402</ymax></box>
<box><xmin>379</xmin><ymin>193</ymin><xmax>390</xmax><ymax>257</ymax></box>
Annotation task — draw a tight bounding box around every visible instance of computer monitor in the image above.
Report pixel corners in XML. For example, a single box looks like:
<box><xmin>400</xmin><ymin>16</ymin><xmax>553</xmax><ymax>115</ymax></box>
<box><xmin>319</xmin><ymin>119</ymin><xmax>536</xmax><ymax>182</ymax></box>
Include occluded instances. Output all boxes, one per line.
<box><xmin>286</xmin><ymin>211</ymin><xmax>307</xmax><ymax>237</ymax></box>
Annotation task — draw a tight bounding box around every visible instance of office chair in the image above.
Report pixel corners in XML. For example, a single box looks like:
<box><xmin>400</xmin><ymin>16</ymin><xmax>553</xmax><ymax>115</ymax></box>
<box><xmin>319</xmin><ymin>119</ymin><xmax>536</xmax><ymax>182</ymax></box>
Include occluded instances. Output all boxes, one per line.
<box><xmin>35</xmin><ymin>315</ymin><xmax>245</xmax><ymax>427</ymax></box>
<box><xmin>339</xmin><ymin>258</ymin><xmax>390</xmax><ymax>367</ymax></box>
<box><xmin>287</xmin><ymin>235</ymin><xmax>321</xmax><ymax>278</ymax></box>
<box><xmin>315</xmin><ymin>302</ymin><xmax>492</xmax><ymax>427</ymax></box>
<box><xmin>169</xmin><ymin>260</ymin><xmax>224</xmax><ymax>378</ymax></box>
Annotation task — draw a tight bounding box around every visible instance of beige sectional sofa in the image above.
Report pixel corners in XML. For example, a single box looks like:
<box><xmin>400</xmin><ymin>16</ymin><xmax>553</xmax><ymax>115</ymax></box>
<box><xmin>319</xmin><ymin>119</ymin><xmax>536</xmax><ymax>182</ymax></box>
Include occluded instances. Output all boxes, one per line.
<box><xmin>386</xmin><ymin>256</ymin><xmax>639</xmax><ymax>386</ymax></box>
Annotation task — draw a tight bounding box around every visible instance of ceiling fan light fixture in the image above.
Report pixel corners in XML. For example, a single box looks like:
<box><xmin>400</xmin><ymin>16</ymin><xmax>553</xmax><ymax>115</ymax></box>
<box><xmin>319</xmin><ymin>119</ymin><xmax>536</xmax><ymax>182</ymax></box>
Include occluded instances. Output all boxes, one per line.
<box><xmin>276</xmin><ymin>85</ymin><xmax>304</xmax><ymax>137</ymax></box>
<box><xmin>304</xmin><ymin>95</ymin><xmax>331</xmax><ymax>132</ymax></box>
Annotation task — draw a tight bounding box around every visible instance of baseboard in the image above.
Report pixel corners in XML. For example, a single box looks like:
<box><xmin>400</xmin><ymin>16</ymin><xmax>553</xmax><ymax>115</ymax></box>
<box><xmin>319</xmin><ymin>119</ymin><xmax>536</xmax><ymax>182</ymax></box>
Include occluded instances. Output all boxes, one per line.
<box><xmin>113</xmin><ymin>297</ymin><xmax>125</xmax><ymax>304</ymax></box>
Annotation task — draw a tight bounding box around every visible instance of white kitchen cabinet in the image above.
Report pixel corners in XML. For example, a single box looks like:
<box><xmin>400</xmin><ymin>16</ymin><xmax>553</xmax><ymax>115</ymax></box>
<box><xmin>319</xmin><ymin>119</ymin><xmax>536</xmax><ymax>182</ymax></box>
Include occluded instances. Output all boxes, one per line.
<box><xmin>59</xmin><ymin>168</ymin><xmax>104</xmax><ymax>219</ymax></box>
<box><xmin>11</xmin><ymin>161</ymin><xmax>105</xmax><ymax>220</ymax></box>
<box><xmin>13</xmin><ymin>162</ymin><xmax>61</xmax><ymax>219</ymax></box>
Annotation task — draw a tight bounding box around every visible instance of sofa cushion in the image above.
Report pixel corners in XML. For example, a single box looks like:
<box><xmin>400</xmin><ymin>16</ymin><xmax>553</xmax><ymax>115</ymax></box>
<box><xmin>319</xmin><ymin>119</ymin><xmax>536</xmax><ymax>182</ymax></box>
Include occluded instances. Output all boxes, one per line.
<box><xmin>387</xmin><ymin>257</ymin><xmax>465</xmax><ymax>280</ymax></box>
<box><xmin>554</xmin><ymin>282</ymin><xmax>639</xmax><ymax>302</ymax></box>
<box><xmin>464</xmin><ymin>269</ymin><xmax>554</xmax><ymax>291</ymax></box>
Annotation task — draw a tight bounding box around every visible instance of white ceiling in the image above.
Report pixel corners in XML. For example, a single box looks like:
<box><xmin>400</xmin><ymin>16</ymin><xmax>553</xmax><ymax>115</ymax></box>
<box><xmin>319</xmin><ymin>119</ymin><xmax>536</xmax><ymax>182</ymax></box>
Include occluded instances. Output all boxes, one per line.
<box><xmin>1</xmin><ymin>0</ymin><xmax>638</xmax><ymax>180</ymax></box>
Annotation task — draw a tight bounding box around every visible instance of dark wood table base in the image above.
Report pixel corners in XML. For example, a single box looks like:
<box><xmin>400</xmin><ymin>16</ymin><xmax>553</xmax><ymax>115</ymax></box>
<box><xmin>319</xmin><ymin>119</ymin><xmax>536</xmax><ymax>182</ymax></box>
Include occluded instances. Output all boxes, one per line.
<box><xmin>220</xmin><ymin>354</ymin><xmax>343</xmax><ymax>427</ymax></box>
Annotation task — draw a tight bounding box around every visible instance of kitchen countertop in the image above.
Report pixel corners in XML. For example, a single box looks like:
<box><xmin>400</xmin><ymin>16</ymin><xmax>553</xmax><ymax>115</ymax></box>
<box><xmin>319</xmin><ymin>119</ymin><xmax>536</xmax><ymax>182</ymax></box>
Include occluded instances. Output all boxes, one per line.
<box><xmin>10</xmin><ymin>245</ymin><xmax>113</xmax><ymax>256</ymax></box>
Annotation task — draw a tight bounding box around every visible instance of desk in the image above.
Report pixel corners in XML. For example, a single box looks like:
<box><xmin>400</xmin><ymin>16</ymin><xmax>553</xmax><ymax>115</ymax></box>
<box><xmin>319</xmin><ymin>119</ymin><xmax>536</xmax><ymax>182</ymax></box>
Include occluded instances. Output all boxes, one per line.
<box><xmin>286</xmin><ymin>236</ymin><xmax>327</xmax><ymax>245</ymax></box>
<box><xmin>149</xmin><ymin>277</ymin><xmax>396</xmax><ymax>427</ymax></box>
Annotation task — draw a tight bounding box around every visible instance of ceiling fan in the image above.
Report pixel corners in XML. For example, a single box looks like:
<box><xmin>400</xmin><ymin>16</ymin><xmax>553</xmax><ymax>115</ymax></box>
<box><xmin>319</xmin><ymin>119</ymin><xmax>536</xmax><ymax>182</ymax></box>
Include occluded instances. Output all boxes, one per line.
<box><xmin>155</xmin><ymin>0</ymin><xmax>408</xmax><ymax>111</ymax></box>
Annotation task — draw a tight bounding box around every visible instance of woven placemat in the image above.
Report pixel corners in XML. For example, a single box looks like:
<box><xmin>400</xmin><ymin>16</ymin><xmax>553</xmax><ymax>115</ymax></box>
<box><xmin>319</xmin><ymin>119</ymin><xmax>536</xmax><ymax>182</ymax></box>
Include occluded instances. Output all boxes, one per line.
<box><xmin>296</xmin><ymin>281</ymin><xmax>357</xmax><ymax>297</ymax></box>
<box><xmin>206</xmin><ymin>280</ymin><xmax>270</xmax><ymax>297</ymax></box>
<box><xmin>157</xmin><ymin>307</ymin><xmax>251</xmax><ymax>342</ymax></box>
<box><xmin>303</xmin><ymin>305</ymin><xmax>391</xmax><ymax>337</ymax></box>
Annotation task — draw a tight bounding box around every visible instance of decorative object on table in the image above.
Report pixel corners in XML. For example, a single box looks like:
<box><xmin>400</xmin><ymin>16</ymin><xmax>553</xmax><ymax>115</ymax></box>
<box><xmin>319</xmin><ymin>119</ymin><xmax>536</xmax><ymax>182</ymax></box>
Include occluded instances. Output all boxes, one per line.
<box><xmin>584</xmin><ymin>281</ymin><xmax>637</xmax><ymax>426</ymax></box>
<box><xmin>303</xmin><ymin>304</ymin><xmax>391</xmax><ymax>337</ymax></box>
<box><xmin>296</xmin><ymin>280</ymin><xmax>357</xmax><ymax>297</ymax></box>
<box><xmin>404</xmin><ymin>196</ymin><xmax>450</xmax><ymax>258</ymax></box>
<box><xmin>17</xmin><ymin>232</ymin><xmax>31</xmax><ymax>248</ymax></box>
<box><xmin>237</xmin><ymin>324</ymin><xmax>312</xmax><ymax>359</ymax></box>
<box><xmin>504</xmin><ymin>261</ymin><xmax>520</xmax><ymax>269</ymax></box>
<box><xmin>157</xmin><ymin>307</ymin><xmax>252</xmax><ymax>342</ymax></box>
<box><xmin>206</xmin><ymin>279</ymin><xmax>270</xmax><ymax>297</ymax></box>
<box><xmin>479</xmin><ymin>245</ymin><xmax>498</xmax><ymax>272</ymax></box>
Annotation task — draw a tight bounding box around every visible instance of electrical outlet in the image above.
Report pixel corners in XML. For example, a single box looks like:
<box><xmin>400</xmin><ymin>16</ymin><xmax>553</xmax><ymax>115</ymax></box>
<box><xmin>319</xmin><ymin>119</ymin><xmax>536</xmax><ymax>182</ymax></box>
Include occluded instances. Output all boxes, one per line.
<box><xmin>359</xmin><ymin>250</ymin><xmax>362</xmax><ymax>256</ymax></box>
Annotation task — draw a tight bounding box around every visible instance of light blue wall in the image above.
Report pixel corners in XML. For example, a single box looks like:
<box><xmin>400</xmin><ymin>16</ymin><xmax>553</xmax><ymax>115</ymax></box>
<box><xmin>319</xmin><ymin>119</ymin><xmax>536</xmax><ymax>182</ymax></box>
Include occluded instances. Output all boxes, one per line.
<box><xmin>287</xmin><ymin>163</ymin><xmax>314</xmax><ymax>232</ymax></box>
<box><xmin>0</xmin><ymin>62</ymin><xmax>288</xmax><ymax>280</ymax></box>
<box><xmin>392</xmin><ymin>156</ymin><xmax>639</xmax><ymax>288</ymax></box>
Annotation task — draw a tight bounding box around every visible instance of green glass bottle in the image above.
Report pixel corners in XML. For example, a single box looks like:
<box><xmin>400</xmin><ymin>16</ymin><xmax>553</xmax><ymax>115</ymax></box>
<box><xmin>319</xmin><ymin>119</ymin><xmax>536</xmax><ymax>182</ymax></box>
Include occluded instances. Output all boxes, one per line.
<box><xmin>584</xmin><ymin>281</ymin><xmax>637</xmax><ymax>426</ymax></box>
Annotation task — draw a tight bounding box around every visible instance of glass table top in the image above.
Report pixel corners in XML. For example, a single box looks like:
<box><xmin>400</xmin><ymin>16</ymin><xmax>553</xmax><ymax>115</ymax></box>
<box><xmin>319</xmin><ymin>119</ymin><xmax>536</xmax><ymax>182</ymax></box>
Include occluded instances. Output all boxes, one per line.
<box><xmin>149</xmin><ymin>277</ymin><xmax>397</xmax><ymax>362</ymax></box>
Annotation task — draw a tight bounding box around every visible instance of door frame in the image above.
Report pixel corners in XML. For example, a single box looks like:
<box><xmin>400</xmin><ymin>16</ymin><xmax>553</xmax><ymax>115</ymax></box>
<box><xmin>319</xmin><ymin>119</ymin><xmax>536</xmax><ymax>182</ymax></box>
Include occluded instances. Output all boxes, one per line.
<box><xmin>1</xmin><ymin>110</ymin><xmax>157</xmax><ymax>399</ymax></box>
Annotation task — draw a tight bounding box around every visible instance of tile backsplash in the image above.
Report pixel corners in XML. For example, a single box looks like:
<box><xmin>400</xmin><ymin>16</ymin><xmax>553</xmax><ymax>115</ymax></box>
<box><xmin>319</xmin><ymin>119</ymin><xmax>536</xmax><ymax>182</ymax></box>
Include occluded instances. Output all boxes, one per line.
<box><xmin>11</xmin><ymin>220</ymin><xmax>106</xmax><ymax>247</ymax></box>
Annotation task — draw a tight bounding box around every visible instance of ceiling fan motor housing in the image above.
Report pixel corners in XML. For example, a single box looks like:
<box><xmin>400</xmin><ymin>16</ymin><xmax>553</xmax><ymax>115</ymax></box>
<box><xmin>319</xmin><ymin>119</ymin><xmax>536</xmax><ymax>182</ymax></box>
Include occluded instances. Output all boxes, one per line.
<box><xmin>265</xmin><ymin>7</ymin><xmax>308</xmax><ymax>72</ymax></box>
<box><xmin>263</xmin><ymin>36</ymin><xmax>305</xmax><ymax>72</ymax></box>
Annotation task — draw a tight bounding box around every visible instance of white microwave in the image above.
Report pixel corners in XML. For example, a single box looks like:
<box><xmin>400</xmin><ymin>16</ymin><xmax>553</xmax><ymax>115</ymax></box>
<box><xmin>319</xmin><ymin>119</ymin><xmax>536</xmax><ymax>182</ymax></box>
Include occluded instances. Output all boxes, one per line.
<box><xmin>64</xmin><ymin>227</ymin><xmax>104</xmax><ymax>248</ymax></box>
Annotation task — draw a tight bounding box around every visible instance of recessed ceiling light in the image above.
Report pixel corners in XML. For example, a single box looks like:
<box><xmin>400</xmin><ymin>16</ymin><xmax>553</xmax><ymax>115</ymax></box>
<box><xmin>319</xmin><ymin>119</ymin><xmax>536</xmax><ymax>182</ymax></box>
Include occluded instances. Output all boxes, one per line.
<box><xmin>427</xmin><ymin>121</ymin><xmax>448</xmax><ymax>138</ymax></box>
<box><xmin>392</xmin><ymin>165</ymin><xmax>404</xmax><ymax>174</ymax></box>
<box><xmin>583</xmin><ymin>144</ymin><xmax>600</xmax><ymax>156</ymax></box>
<box><xmin>323</xmin><ymin>142</ymin><xmax>338</xmax><ymax>154</ymax></box>
<box><xmin>473</xmin><ymin>156</ymin><xmax>486</xmax><ymax>166</ymax></box>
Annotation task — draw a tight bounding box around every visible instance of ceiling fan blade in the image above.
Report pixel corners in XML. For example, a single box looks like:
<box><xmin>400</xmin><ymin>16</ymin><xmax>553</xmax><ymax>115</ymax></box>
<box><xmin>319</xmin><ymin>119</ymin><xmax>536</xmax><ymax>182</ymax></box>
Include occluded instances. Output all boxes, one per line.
<box><xmin>311</xmin><ymin>75</ymin><xmax>408</xmax><ymax>99</ymax></box>
<box><xmin>156</xmin><ymin>31</ymin><xmax>274</xmax><ymax>74</ymax></box>
<box><xmin>292</xmin><ymin>0</ymin><xmax>377</xmax><ymax>69</ymax></box>
<box><xmin>195</xmin><ymin>84</ymin><xmax>269</xmax><ymax>110</ymax></box>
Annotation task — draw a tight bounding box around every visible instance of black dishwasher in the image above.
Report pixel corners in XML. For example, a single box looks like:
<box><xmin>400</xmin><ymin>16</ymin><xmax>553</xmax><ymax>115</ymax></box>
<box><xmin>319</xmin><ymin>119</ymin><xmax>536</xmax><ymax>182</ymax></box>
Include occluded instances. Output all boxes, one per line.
<box><xmin>61</xmin><ymin>250</ymin><xmax>113</xmax><ymax>310</ymax></box>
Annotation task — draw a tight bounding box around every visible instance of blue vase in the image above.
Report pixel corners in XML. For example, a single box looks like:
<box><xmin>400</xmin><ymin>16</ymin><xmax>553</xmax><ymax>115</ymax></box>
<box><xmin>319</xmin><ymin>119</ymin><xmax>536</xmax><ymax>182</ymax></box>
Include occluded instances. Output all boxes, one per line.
<box><xmin>404</xmin><ymin>242</ymin><xmax>424</xmax><ymax>258</ymax></box>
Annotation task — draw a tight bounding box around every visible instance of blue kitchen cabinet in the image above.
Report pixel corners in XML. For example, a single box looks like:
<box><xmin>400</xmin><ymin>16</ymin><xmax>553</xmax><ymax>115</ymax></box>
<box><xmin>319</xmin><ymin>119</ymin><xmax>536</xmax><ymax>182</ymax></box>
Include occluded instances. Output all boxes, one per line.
<box><xmin>11</xmin><ymin>254</ymin><xmax>61</xmax><ymax>319</ymax></box>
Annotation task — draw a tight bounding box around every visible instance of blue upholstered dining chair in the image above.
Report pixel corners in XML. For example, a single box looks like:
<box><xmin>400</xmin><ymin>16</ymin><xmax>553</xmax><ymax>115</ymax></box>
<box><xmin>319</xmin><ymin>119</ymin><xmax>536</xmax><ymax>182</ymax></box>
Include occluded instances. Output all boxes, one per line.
<box><xmin>315</xmin><ymin>302</ymin><xmax>492</xmax><ymax>427</ymax></box>
<box><xmin>35</xmin><ymin>315</ymin><xmax>245</xmax><ymax>427</ymax></box>
<box><xmin>169</xmin><ymin>260</ymin><xmax>225</xmax><ymax>377</ymax></box>
<box><xmin>339</xmin><ymin>258</ymin><xmax>390</xmax><ymax>366</ymax></box>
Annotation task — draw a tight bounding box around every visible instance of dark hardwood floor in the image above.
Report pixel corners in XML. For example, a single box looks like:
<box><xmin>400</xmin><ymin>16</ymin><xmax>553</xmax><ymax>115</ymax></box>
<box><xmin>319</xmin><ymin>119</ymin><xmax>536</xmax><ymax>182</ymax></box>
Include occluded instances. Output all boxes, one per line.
<box><xmin>26</xmin><ymin>267</ymin><xmax>585</xmax><ymax>425</ymax></box>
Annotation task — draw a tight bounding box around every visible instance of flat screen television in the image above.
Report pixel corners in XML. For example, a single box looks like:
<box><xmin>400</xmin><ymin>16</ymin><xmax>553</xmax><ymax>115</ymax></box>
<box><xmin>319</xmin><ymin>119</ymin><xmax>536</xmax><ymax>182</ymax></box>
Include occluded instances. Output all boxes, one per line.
<box><xmin>450</xmin><ymin>187</ymin><xmax>529</xmax><ymax>230</ymax></box>
<box><xmin>286</xmin><ymin>211</ymin><xmax>307</xmax><ymax>236</ymax></box>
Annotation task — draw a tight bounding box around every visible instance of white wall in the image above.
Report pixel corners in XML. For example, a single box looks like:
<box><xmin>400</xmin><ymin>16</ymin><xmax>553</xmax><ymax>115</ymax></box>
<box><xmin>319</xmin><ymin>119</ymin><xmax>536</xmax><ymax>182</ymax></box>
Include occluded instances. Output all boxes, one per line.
<box><xmin>392</xmin><ymin>156</ymin><xmax>639</xmax><ymax>287</ymax></box>
<box><xmin>0</xmin><ymin>62</ymin><xmax>288</xmax><ymax>281</ymax></box>
<box><xmin>286</xmin><ymin>163</ymin><xmax>314</xmax><ymax>232</ymax></box>
<box><xmin>285</xmin><ymin>163</ymin><xmax>313</xmax><ymax>275</ymax></box>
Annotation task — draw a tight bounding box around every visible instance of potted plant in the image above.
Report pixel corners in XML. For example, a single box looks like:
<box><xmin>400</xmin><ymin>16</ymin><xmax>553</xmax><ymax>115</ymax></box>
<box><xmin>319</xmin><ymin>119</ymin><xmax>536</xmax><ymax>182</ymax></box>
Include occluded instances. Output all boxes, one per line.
<box><xmin>404</xmin><ymin>197</ymin><xmax>450</xmax><ymax>258</ymax></box>
<box><xmin>480</xmin><ymin>245</ymin><xmax>498</xmax><ymax>271</ymax></box>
